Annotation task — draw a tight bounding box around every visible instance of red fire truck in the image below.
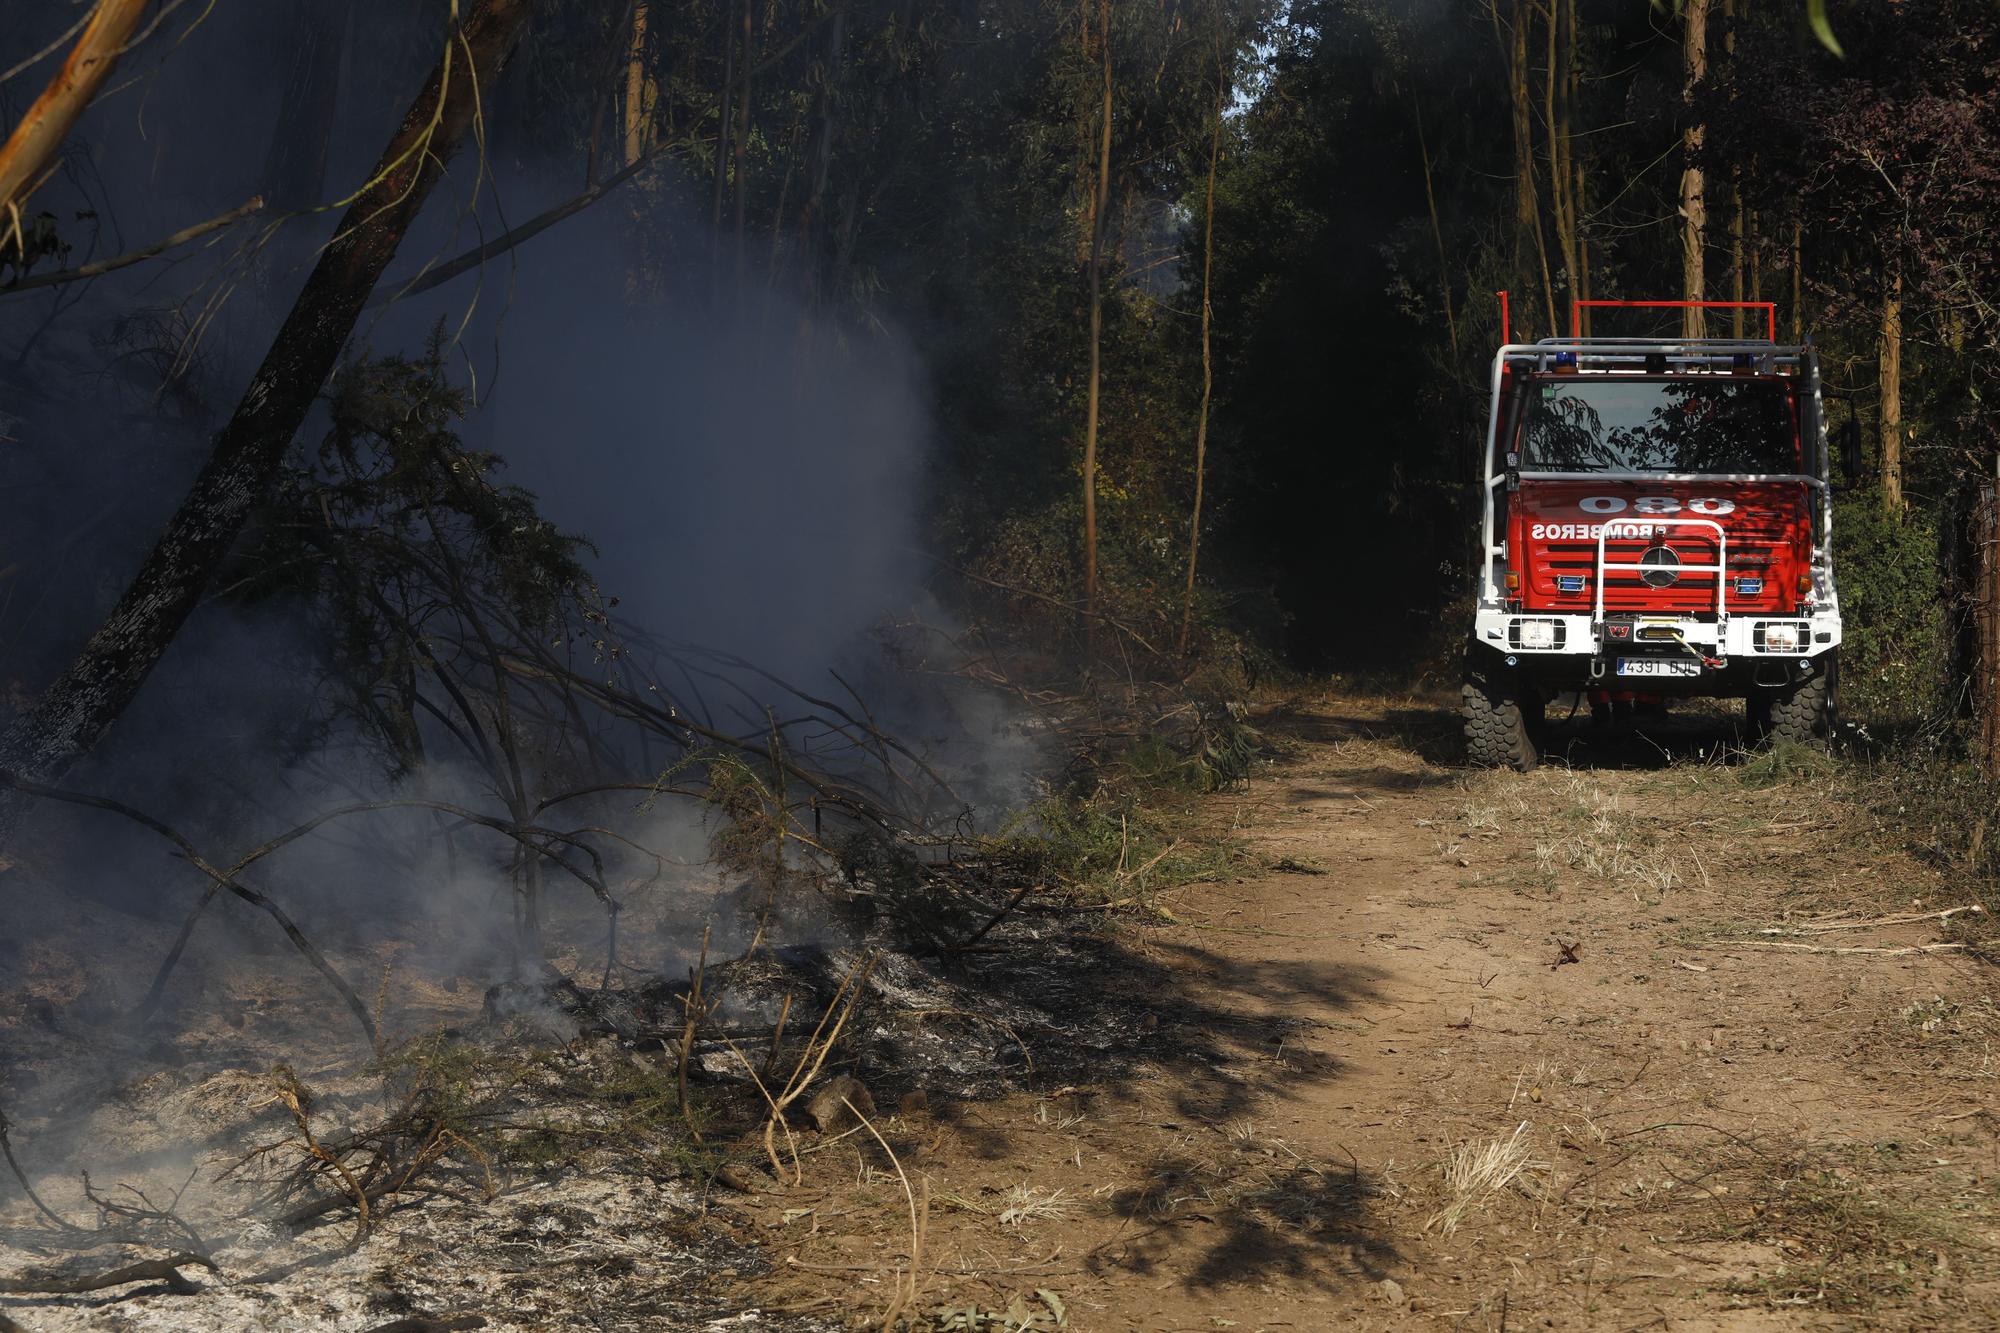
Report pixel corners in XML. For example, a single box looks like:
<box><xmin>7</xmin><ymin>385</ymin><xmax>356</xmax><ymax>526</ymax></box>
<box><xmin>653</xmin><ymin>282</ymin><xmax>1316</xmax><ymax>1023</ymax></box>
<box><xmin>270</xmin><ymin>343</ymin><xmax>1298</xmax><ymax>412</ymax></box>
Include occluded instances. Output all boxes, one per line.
<box><xmin>1464</xmin><ymin>300</ymin><xmax>1856</xmax><ymax>770</ymax></box>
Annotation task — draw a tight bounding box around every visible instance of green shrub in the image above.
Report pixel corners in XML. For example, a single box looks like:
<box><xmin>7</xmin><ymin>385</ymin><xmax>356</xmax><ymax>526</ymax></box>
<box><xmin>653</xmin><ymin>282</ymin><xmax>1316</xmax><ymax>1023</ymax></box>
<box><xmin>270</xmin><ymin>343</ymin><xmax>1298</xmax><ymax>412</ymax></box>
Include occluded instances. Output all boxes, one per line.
<box><xmin>1832</xmin><ymin>496</ymin><xmax>1948</xmax><ymax>726</ymax></box>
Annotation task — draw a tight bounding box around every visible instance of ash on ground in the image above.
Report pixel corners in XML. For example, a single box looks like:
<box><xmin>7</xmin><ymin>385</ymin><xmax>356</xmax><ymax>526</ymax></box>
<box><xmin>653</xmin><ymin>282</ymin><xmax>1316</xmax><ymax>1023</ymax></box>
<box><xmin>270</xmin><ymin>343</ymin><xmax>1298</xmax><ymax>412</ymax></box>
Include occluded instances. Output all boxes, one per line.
<box><xmin>0</xmin><ymin>883</ymin><xmax>1187</xmax><ymax>1331</ymax></box>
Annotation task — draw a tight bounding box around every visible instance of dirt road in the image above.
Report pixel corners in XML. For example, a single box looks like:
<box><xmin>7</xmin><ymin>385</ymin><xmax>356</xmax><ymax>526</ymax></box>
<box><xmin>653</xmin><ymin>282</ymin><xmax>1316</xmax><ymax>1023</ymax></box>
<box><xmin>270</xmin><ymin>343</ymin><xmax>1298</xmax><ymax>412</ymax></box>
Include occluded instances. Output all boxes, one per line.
<box><xmin>761</xmin><ymin>696</ymin><xmax>2000</xmax><ymax>1330</ymax></box>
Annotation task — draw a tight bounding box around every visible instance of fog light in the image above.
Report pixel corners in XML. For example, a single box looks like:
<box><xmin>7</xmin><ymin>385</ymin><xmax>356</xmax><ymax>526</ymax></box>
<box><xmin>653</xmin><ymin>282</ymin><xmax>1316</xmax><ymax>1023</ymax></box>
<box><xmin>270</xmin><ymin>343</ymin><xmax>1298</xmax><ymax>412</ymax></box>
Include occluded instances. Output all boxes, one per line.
<box><xmin>1763</xmin><ymin>623</ymin><xmax>1801</xmax><ymax>652</ymax></box>
<box><xmin>1519</xmin><ymin>620</ymin><xmax>1557</xmax><ymax>650</ymax></box>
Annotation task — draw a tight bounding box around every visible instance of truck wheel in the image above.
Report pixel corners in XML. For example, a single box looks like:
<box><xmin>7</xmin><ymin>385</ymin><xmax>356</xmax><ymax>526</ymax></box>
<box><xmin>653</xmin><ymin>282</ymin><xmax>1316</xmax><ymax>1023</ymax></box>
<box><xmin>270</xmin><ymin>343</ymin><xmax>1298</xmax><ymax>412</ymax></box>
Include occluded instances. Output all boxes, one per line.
<box><xmin>1749</xmin><ymin>657</ymin><xmax>1835</xmax><ymax>748</ymax></box>
<box><xmin>1463</xmin><ymin>669</ymin><xmax>1541</xmax><ymax>771</ymax></box>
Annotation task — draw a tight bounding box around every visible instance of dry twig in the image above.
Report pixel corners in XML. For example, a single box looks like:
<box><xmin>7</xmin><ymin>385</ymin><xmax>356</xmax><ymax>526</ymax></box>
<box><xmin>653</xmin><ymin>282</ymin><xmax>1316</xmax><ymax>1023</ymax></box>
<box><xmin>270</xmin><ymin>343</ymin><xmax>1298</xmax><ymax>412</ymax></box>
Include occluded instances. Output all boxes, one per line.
<box><xmin>1733</xmin><ymin>941</ymin><xmax>1968</xmax><ymax>957</ymax></box>
<box><xmin>843</xmin><ymin>1096</ymin><xmax>928</xmax><ymax>1332</ymax></box>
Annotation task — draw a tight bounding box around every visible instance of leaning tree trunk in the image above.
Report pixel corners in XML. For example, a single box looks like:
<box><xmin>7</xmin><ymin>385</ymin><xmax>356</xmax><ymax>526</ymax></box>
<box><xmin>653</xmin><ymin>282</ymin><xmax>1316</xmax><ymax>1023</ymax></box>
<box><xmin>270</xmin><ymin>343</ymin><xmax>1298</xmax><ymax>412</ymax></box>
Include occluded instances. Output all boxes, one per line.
<box><xmin>1679</xmin><ymin>0</ymin><xmax>1709</xmax><ymax>339</ymax></box>
<box><xmin>0</xmin><ymin>0</ymin><xmax>537</xmax><ymax>805</ymax></box>
<box><xmin>0</xmin><ymin>0</ymin><xmax>149</xmax><ymax>233</ymax></box>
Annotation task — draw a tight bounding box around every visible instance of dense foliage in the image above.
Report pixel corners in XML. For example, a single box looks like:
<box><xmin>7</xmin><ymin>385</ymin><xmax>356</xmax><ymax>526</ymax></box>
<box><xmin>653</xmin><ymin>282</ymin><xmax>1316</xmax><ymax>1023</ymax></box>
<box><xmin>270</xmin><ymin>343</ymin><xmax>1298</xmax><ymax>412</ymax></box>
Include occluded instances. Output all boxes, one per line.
<box><xmin>5</xmin><ymin>0</ymin><xmax>2000</xmax><ymax>737</ymax></box>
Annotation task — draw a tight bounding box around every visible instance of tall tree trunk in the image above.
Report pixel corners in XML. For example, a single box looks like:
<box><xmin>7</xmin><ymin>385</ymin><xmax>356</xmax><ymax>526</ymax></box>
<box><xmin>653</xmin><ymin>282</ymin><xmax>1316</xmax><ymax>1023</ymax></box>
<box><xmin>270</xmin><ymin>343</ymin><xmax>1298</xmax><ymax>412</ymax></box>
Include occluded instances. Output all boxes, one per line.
<box><xmin>1880</xmin><ymin>263</ymin><xmax>1904</xmax><ymax>517</ymax></box>
<box><xmin>796</xmin><ymin>8</ymin><xmax>844</xmax><ymax>309</ymax></box>
<box><xmin>1748</xmin><ymin>202</ymin><xmax>1761</xmax><ymax>308</ymax></box>
<box><xmin>709</xmin><ymin>0</ymin><xmax>737</xmax><ymax>301</ymax></box>
<box><xmin>1544</xmin><ymin>0</ymin><xmax>1576</xmax><ymax>334</ymax></box>
<box><xmin>1976</xmin><ymin>471</ymin><xmax>2000</xmax><ymax>770</ymax></box>
<box><xmin>0</xmin><ymin>0</ymin><xmax>150</xmax><ymax>236</ymax></box>
<box><xmin>734</xmin><ymin>0</ymin><xmax>755</xmax><ymax>298</ymax></box>
<box><xmin>1082</xmin><ymin>0</ymin><xmax>1112</xmax><ymax>653</ymax></box>
<box><xmin>586</xmin><ymin>0</ymin><xmax>638</xmax><ymax>187</ymax></box>
<box><xmin>1800</xmin><ymin>213</ymin><xmax>1816</xmax><ymax>338</ymax></box>
<box><xmin>1679</xmin><ymin>0</ymin><xmax>1709</xmax><ymax>339</ymax></box>
<box><xmin>1568</xmin><ymin>0</ymin><xmax>1590</xmax><ymax>334</ymax></box>
<box><xmin>1414</xmin><ymin>89</ymin><xmax>1456</xmax><ymax>360</ymax></box>
<box><xmin>260</xmin><ymin>1</ymin><xmax>346</xmax><ymax>210</ymax></box>
<box><xmin>623</xmin><ymin>2</ymin><xmax>655</xmax><ymax>166</ymax></box>
<box><xmin>1723</xmin><ymin>0</ymin><xmax>1742</xmax><ymax>338</ymax></box>
<box><xmin>0</xmin><ymin>0</ymin><xmax>536</xmax><ymax>800</ymax></box>
<box><xmin>1179</xmin><ymin>84</ymin><xmax>1223</xmax><ymax>658</ymax></box>
<box><xmin>1507</xmin><ymin>1</ymin><xmax>1553</xmax><ymax>336</ymax></box>
<box><xmin>1728</xmin><ymin>182</ymin><xmax>1745</xmax><ymax>336</ymax></box>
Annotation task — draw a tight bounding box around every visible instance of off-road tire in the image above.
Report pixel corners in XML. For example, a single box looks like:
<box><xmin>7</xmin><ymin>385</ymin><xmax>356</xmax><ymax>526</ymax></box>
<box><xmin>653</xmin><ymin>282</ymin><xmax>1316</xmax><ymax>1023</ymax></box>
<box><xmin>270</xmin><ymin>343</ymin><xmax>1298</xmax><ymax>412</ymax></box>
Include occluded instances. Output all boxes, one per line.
<box><xmin>1748</xmin><ymin>656</ymin><xmax>1836</xmax><ymax>748</ymax></box>
<box><xmin>1463</xmin><ymin>670</ymin><xmax>1541</xmax><ymax>771</ymax></box>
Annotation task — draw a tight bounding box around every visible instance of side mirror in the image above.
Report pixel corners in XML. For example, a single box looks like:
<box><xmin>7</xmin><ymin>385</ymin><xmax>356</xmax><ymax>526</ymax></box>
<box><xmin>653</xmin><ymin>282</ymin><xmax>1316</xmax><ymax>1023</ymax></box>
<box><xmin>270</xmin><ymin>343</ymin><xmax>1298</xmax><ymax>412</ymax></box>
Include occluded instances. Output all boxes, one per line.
<box><xmin>1838</xmin><ymin>416</ymin><xmax>1864</xmax><ymax>482</ymax></box>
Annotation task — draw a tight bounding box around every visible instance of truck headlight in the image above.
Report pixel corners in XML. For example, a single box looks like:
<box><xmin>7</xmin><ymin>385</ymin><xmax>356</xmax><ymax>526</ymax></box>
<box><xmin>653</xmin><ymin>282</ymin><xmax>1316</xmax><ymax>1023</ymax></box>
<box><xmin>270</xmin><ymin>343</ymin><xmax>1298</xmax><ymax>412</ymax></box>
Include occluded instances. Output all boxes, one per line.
<box><xmin>1762</xmin><ymin>623</ymin><xmax>1800</xmax><ymax>653</ymax></box>
<box><xmin>1519</xmin><ymin>620</ymin><xmax>1558</xmax><ymax>650</ymax></box>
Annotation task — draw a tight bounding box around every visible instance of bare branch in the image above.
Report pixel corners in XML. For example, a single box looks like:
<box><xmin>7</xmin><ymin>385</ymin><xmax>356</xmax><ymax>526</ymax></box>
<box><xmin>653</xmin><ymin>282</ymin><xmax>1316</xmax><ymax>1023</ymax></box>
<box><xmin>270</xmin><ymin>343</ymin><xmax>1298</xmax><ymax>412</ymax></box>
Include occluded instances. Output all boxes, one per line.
<box><xmin>0</xmin><ymin>770</ymin><xmax>379</xmax><ymax>1049</ymax></box>
<box><xmin>0</xmin><ymin>195</ymin><xmax>265</xmax><ymax>297</ymax></box>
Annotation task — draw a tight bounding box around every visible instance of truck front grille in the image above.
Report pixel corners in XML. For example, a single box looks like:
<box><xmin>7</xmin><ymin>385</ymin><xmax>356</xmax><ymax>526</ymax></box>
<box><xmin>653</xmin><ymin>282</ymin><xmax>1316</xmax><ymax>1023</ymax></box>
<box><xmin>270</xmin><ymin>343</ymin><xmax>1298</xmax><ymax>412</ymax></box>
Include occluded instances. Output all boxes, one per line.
<box><xmin>1541</xmin><ymin>534</ymin><xmax>1786</xmax><ymax>610</ymax></box>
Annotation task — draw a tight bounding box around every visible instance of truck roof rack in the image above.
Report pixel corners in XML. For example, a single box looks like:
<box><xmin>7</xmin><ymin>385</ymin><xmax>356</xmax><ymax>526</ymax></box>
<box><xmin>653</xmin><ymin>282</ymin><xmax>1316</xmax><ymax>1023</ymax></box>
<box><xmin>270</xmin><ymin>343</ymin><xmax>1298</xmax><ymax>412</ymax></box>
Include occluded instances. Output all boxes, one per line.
<box><xmin>1501</xmin><ymin>339</ymin><xmax>1810</xmax><ymax>376</ymax></box>
<box><xmin>1535</xmin><ymin>337</ymin><xmax>1787</xmax><ymax>349</ymax></box>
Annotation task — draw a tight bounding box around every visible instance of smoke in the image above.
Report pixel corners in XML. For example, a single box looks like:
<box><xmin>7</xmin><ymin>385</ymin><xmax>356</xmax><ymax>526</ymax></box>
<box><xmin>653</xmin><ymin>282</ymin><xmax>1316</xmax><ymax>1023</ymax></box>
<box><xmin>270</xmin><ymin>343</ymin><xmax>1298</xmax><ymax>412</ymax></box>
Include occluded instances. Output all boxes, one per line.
<box><xmin>0</xmin><ymin>0</ymin><xmax>1042</xmax><ymax>1132</ymax></box>
<box><xmin>385</xmin><ymin>208</ymin><xmax>932</xmax><ymax>692</ymax></box>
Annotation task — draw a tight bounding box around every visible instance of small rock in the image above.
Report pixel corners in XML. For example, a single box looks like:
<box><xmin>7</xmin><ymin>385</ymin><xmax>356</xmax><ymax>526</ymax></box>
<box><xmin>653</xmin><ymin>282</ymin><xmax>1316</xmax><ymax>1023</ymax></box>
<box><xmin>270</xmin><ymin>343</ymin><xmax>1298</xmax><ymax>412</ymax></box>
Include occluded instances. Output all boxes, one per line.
<box><xmin>806</xmin><ymin>1074</ymin><xmax>875</xmax><ymax>1133</ymax></box>
<box><xmin>1376</xmin><ymin>1277</ymin><xmax>1407</xmax><ymax>1306</ymax></box>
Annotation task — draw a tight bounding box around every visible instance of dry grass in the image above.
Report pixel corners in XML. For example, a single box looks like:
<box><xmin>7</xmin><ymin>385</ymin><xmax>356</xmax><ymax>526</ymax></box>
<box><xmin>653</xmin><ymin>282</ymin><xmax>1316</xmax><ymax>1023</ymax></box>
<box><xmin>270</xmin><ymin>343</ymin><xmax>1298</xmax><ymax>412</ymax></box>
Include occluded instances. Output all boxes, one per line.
<box><xmin>1426</xmin><ymin>1122</ymin><xmax>1544</xmax><ymax>1236</ymax></box>
<box><xmin>1615</xmin><ymin>1135</ymin><xmax>1985</xmax><ymax>1313</ymax></box>
<box><xmin>995</xmin><ymin>1184</ymin><xmax>1076</xmax><ymax>1227</ymax></box>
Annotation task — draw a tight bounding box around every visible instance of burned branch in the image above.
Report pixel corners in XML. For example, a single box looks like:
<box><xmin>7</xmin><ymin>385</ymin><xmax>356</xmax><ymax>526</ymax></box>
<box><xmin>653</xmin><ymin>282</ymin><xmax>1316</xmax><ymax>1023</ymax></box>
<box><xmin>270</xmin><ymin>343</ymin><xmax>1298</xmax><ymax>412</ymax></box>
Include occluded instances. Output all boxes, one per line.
<box><xmin>0</xmin><ymin>1252</ymin><xmax>214</xmax><ymax>1297</ymax></box>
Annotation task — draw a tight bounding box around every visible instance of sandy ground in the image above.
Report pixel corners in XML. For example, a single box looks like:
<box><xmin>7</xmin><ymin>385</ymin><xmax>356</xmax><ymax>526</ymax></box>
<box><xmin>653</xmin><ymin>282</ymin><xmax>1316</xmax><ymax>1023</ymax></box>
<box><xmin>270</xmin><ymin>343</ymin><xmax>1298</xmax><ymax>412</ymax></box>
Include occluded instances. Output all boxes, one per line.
<box><xmin>3</xmin><ymin>694</ymin><xmax>1996</xmax><ymax>1330</ymax></box>
<box><xmin>752</xmin><ymin>696</ymin><xmax>1999</xmax><ymax>1330</ymax></box>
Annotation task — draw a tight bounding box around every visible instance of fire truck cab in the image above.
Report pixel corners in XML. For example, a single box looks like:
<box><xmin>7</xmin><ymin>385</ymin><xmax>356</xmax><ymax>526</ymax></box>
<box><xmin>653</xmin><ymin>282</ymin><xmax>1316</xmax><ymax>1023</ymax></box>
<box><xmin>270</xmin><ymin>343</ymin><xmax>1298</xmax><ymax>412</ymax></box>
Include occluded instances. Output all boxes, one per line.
<box><xmin>1464</xmin><ymin>304</ymin><xmax>1849</xmax><ymax>770</ymax></box>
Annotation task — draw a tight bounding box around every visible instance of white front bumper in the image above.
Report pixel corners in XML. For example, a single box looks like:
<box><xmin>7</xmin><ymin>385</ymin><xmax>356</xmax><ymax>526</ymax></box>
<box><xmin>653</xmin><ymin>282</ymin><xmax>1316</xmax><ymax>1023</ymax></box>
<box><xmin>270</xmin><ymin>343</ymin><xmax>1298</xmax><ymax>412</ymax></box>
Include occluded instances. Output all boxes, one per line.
<box><xmin>1472</xmin><ymin>607</ymin><xmax>1841</xmax><ymax>659</ymax></box>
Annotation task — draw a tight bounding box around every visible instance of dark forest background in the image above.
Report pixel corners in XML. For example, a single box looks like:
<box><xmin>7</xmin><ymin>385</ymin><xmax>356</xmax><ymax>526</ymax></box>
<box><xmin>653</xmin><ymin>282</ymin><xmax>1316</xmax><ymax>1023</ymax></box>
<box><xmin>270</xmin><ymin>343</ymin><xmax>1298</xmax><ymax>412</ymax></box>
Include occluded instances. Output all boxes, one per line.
<box><xmin>4</xmin><ymin>0</ymin><xmax>2000</xmax><ymax>798</ymax></box>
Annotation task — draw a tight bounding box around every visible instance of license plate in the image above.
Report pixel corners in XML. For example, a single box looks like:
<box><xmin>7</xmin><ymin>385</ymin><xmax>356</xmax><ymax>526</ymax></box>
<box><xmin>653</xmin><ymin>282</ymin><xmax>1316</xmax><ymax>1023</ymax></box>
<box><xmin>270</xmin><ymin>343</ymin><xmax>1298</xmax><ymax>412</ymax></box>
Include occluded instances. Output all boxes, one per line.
<box><xmin>1617</xmin><ymin>657</ymin><xmax>1701</xmax><ymax>678</ymax></box>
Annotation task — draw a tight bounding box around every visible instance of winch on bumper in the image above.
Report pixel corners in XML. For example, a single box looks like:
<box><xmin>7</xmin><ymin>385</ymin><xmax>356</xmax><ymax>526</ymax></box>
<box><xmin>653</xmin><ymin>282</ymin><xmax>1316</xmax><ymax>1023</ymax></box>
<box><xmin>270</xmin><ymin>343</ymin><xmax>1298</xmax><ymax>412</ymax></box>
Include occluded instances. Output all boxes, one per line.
<box><xmin>1470</xmin><ymin>606</ymin><xmax>1841</xmax><ymax>693</ymax></box>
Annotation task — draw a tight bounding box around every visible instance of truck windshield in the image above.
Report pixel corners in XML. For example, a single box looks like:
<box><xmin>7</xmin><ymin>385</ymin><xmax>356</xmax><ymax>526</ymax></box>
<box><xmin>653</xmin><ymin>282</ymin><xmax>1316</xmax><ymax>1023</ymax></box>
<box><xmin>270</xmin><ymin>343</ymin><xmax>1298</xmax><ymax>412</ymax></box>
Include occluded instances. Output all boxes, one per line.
<box><xmin>1518</xmin><ymin>377</ymin><xmax>1798</xmax><ymax>474</ymax></box>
